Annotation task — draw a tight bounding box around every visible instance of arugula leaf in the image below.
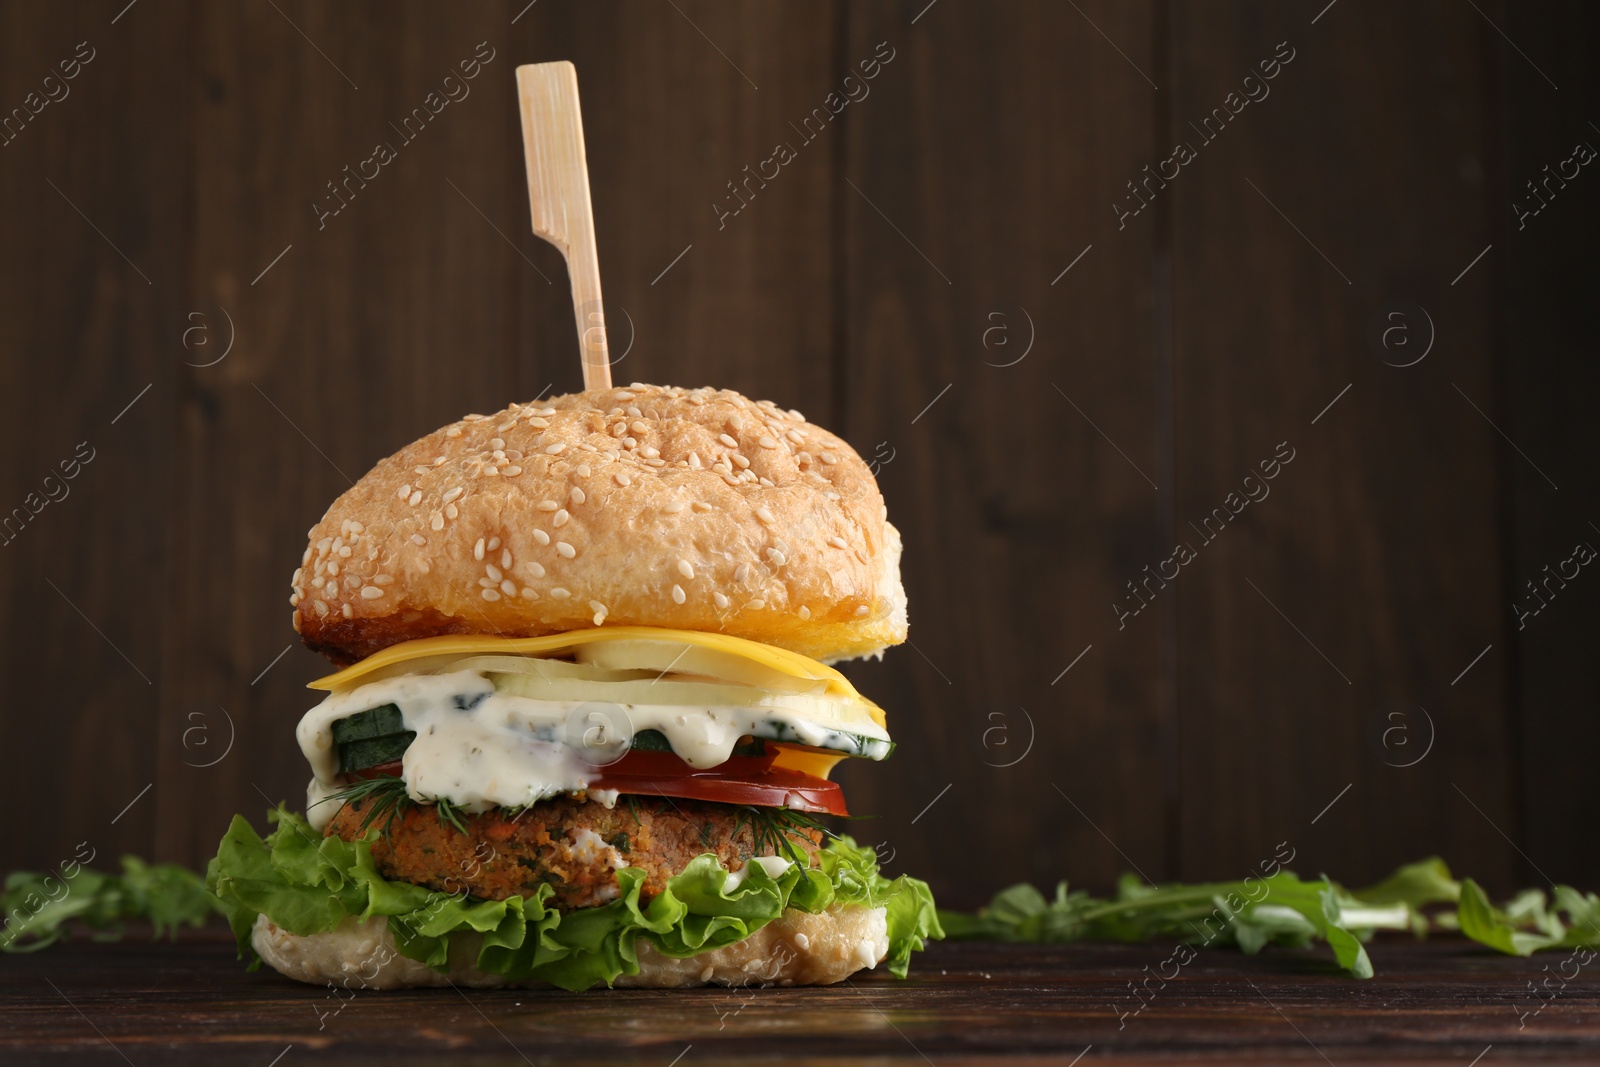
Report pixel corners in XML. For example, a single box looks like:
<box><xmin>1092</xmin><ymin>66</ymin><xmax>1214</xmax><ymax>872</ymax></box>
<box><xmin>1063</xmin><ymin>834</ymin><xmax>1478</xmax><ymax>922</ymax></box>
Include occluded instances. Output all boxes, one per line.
<box><xmin>206</xmin><ymin>809</ymin><xmax>941</xmax><ymax>991</ymax></box>
<box><xmin>938</xmin><ymin>869</ymin><xmax>1415</xmax><ymax>977</ymax></box>
<box><xmin>1</xmin><ymin>857</ymin><xmax>219</xmax><ymax>953</ymax></box>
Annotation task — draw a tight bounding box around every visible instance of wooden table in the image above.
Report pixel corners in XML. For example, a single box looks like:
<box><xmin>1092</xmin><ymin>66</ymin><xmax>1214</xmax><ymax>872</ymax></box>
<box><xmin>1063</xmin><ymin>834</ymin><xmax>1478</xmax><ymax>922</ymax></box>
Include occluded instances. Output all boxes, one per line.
<box><xmin>4</xmin><ymin>929</ymin><xmax>1596</xmax><ymax>1065</ymax></box>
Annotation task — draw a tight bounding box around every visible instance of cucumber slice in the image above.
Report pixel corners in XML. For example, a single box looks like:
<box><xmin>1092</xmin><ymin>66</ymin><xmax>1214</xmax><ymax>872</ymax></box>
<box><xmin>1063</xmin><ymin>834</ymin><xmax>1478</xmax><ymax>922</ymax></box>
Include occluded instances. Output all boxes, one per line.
<box><xmin>338</xmin><ymin>733</ymin><xmax>414</xmax><ymax>773</ymax></box>
<box><xmin>331</xmin><ymin>704</ymin><xmax>408</xmax><ymax>743</ymax></box>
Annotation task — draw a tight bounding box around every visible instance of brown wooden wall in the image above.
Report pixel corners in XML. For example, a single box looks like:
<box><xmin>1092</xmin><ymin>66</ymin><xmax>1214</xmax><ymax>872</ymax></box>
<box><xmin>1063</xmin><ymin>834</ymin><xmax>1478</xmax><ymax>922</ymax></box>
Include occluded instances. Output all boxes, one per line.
<box><xmin>1</xmin><ymin>0</ymin><xmax>1594</xmax><ymax>909</ymax></box>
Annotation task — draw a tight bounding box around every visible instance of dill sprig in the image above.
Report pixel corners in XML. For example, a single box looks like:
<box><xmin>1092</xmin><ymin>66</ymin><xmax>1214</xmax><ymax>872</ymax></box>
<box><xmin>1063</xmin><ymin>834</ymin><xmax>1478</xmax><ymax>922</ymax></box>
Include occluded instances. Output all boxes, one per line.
<box><xmin>731</xmin><ymin>805</ymin><xmax>840</xmax><ymax>866</ymax></box>
<box><xmin>313</xmin><ymin>775</ymin><xmax>471</xmax><ymax>838</ymax></box>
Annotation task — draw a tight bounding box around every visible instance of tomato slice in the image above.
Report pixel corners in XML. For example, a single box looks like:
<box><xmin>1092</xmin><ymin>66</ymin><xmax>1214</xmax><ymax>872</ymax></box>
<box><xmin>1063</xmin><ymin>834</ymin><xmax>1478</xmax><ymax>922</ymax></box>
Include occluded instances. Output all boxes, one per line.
<box><xmin>589</xmin><ymin>745</ymin><xmax>848</xmax><ymax>815</ymax></box>
<box><xmin>348</xmin><ymin>747</ymin><xmax>849</xmax><ymax>816</ymax></box>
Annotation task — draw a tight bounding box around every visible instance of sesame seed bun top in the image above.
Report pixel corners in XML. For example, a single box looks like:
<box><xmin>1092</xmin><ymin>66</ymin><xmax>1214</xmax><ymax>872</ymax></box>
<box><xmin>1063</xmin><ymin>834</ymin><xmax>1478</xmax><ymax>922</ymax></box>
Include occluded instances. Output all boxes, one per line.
<box><xmin>289</xmin><ymin>384</ymin><xmax>908</xmax><ymax>665</ymax></box>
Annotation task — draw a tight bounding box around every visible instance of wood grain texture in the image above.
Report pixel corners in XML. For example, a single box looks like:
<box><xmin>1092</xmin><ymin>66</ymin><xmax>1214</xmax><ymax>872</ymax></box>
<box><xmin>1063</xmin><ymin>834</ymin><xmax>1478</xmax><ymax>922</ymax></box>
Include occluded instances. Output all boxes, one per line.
<box><xmin>833</xmin><ymin>0</ymin><xmax>1170</xmax><ymax>908</ymax></box>
<box><xmin>0</xmin><ymin>1</ymin><xmax>191</xmax><ymax>872</ymax></box>
<box><xmin>0</xmin><ymin>0</ymin><xmax>1593</xmax><ymax>919</ymax></box>
<box><xmin>1499</xmin><ymin>1</ymin><xmax>1600</xmax><ymax>891</ymax></box>
<box><xmin>1167</xmin><ymin>0</ymin><xmax>1514</xmax><ymax>888</ymax></box>
<box><xmin>4</xmin><ymin>932</ymin><xmax>1597</xmax><ymax>1065</ymax></box>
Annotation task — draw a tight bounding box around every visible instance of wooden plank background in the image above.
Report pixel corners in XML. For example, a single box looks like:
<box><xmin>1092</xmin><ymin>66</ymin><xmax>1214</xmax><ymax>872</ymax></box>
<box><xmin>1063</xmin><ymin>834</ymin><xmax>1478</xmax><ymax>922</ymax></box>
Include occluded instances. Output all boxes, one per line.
<box><xmin>1</xmin><ymin>0</ymin><xmax>1594</xmax><ymax>910</ymax></box>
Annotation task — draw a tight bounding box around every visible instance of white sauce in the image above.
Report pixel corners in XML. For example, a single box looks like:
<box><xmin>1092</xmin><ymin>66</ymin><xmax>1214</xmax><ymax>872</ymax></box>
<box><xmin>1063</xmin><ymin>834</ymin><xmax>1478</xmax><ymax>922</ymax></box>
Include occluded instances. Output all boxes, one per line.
<box><xmin>298</xmin><ymin>670</ymin><xmax>882</xmax><ymax>831</ymax></box>
<box><xmin>721</xmin><ymin>855</ymin><xmax>793</xmax><ymax>891</ymax></box>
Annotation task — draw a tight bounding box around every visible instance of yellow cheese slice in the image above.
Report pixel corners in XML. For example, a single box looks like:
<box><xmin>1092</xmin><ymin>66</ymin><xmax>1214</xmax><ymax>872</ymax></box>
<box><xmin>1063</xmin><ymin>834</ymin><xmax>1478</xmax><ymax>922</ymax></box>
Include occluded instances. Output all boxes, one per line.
<box><xmin>771</xmin><ymin>744</ymin><xmax>847</xmax><ymax>780</ymax></box>
<box><xmin>308</xmin><ymin>625</ymin><xmax>887</xmax><ymax>728</ymax></box>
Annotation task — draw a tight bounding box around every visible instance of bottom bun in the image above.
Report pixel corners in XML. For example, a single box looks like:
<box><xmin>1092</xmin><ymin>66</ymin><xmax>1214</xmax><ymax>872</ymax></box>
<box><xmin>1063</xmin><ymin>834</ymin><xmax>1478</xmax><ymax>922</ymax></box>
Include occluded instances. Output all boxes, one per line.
<box><xmin>251</xmin><ymin>903</ymin><xmax>890</xmax><ymax>990</ymax></box>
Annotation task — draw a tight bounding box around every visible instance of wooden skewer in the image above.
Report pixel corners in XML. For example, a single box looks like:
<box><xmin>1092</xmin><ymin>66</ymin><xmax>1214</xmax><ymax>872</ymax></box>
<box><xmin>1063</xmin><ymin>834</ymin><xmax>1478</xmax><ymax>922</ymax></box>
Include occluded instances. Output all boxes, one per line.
<box><xmin>515</xmin><ymin>61</ymin><xmax>611</xmax><ymax>392</ymax></box>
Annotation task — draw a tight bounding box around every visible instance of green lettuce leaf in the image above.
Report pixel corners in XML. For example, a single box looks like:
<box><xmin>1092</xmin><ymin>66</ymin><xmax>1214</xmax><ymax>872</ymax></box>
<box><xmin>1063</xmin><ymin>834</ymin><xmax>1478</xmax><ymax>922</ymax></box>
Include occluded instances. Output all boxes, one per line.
<box><xmin>206</xmin><ymin>809</ymin><xmax>941</xmax><ymax>991</ymax></box>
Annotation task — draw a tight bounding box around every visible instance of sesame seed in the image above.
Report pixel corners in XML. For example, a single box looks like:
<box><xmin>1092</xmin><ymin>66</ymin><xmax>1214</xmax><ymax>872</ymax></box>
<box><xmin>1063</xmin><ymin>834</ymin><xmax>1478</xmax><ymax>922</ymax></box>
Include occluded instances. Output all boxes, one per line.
<box><xmin>479</xmin><ymin>577</ymin><xmax>495</xmax><ymax>588</ymax></box>
<box><xmin>550</xmin><ymin>587</ymin><xmax>571</xmax><ymax>599</ymax></box>
<box><xmin>525</xmin><ymin>561</ymin><xmax>546</xmax><ymax>578</ymax></box>
<box><xmin>483</xmin><ymin>467</ymin><xmax>500</xmax><ymax>477</ymax></box>
<box><xmin>854</xmin><ymin>605</ymin><xmax>870</xmax><ymax>617</ymax></box>
<box><xmin>397</xmin><ymin>484</ymin><xmax>412</xmax><ymax>500</ymax></box>
<box><xmin>576</xmin><ymin>464</ymin><xmax>591</xmax><ymax>477</ymax></box>
<box><xmin>501</xmin><ymin>548</ymin><xmax>512</xmax><ymax>569</ymax></box>
<box><xmin>615</xmin><ymin>472</ymin><xmax>631</xmax><ymax>486</ymax></box>
<box><xmin>314</xmin><ymin>599</ymin><xmax>329</xmax><ymax>615</ymax></box>
<box><xmin>521</xmin><ymin>587</ymin><xmax>538</xmax><ymax>599</ymax></box>
<box><xmin>629</xmin><ymin>420</ymin><xmax>648</xmax><ymax>435</ymax></box>
<box><xmin>758</xmin><ymin>436</ymin><xmax>778</xmax><ymax>449</ymax></box>
<box><xmin>556</xmin><ymin>541</ymin><xmax>576</xmax><ymax>558</ymax></box>
<box><xmin>338</xmin><ymin>545</ymin><xmax>353</xmax><ymax>558</ymax></box>
<box><xmin>713</xmin><ymin>592</ymin><xmax>730</xmax><ymax>609</ymax></box>
<box><xmin>501</xmin><ymin>579</ymin><xmax>517</xmax><ymax>596</ymax></box>
<box><xmin>489</xmin><ymin>438</ymin><xmax>505</xmax><ymax>450</ymax></box>
<box><xmin>407</xmin><ymin>490</ymin><xmax>422</xmax><ymax>507</ymax></box>
<box><xmin>789</xmin><ymin>409</ymin><xmax>805</xmax><ymax>422</ymax></box>
<box><xmin>551</xmin><ymin>509</ymin><xmax>568</xmax><ymax>528</ymax></box>
<box><xmin>342</xmin><ymin>603</ymin><xmax>353</xmax><ymax>618</ymax></box>
<box><xmin>719</xmin><ymin>434</ymin><xmax>738</xmax><ymax>448</ymax></box>
<box><xmin>671</xmin><ymin>584</ymin><xmax>686</xmax><ymax>604</ymax></box>
<box><xmin>748</xmin><ymin>599</ymin><xmax>766</xmax><ymax>610</ymax></box>
<box><xmin>442</xmin><ymin>487</ymin><xmax>462</xmax><ymax>503</ymax></box>
<box><xmin>537</xmin><ymin>500</ymin><xmax>558</xmax><ymax>511</ymax></box>
<box><xmin>415</xmin><ymin>466</ymin><xmax>431</xmax><ymax>476</ymax></box>
<box><xmin>692</xmin><ymin>501</ymin><xmax>712</xmax><ymax>512</ymax></box>
<box><xmin>678</xmin><ymin>560</ymin><xmax>695</xmax><ymax>579</ymax></box>
<box><xmin>327</xmin><ymin>561</ymin><xmax>340</xmax><ymax>576</ymax></box>
<box><xmin>731</xmin><ymin>454</ymin><xmax>750</xmax><ymax>469</ymax></box>
<box><xmin>799</xmin><ymin>605</ymin><xmax>811</xmax><ymax>620</ymax></box>
<box><xmin>756</xmin><ymin>506</ymin><xmax>775</xmax><ymax>524</ymax></box>
<box><xmin>434</xmin><ymin>456</ymin><xmax>446</xmax><ymax>465</ymax></box>
<box><xmin>488</xmin><ymin>537</ymin><xmax>501</xmax><ymax>551</ymax></box>
<box><xmin>527</xmin><ymin>417</ymin><xmax>549</xmax><ymax>429</ymax></box>
<box><xmin>373</xmin><ymin>574</ymin><xmax>393</xmax><ymax>585</ymax></box>
<box><xmin>486</xmin><ymin>564</ymin><xmax>503</xmax><ymax>581</ymax></box>
<box><xmin>735</xmin><ymin>563</ymin><xmax>751</xmax><ymax>583</ymax></box>
<box><xmin>533</xmin><ymin>530</ymin><xmax>550</xmax><ymax>546</ymax></box>
<box><xmin>535</xmin><ymin>407</ymin><xmax>556</xmax><ymax>416</ymax></box>
<box><xmin>767</xmin><ymin>549</ymin><xmax>787</xmax><ymax>567</ymax></box>
<box><xmin>786</xmin><ymin>429</ymin><xmax>806</xmax><ymax>444</ymax></box>
<box><xmin>445</xmin><ymin>427</ymin><xmax>462</xmax><ymax>438</ymax></box>
<box><xmin>312</xmin><ymin>576</ymin><xmax>326</xmax><ymax>589</ymax></box>
<box><xmin>729</xmin><ymin>414</ymin><xmax>744</xmax><ymax>431</ymax></box>
<box><xmin>482</xmin><ymin>588</ymin><xmax>502</xmax><ymax>601</ymax></box>
<box><xmin>759</xmin><ymin>477</ymin><xmax>775</xmax><ymax>488</ymax></box>
<box><xmin>445</xmin><ymin>503</ymin><xmax>459</xmax><ymax>520</ymax></box>
<box><xmin>570</xmin><ymin>487</ymin><xmax>586</xmax><ymax>505</ymax></box>
<box><xmin>825</xmin><ymin>490</ymin><xmax>841</xmax><ymax>501</ymax></box>
<box><xmin>503</xmin><ymin>466</ymin><xmax>522</xmax><ymax>477</ymax></box>
<box><xmin>410</xmin><ymin>534</ymin><xmax>426</xmax><ymax>547</ymax></box>
<box><xmin>545</xmin><ymin>443</ymin><xmax>566</xmax><ymax>455</ymax></box>
<box><xmin>820</xmin><ymin>452</ymin><xmax>838</xmax><ymax>464</ymax></box>
<box><xmin>828</xmin><ymin>536</ymin><xmax>849</xmax><ymax>550</ymax></box>
<box><xmin>688</xmin><ymin>452</ymin><xmax>703</xmax><ymax>470</ymax></box>
<box><xmin>474</xmin><ymin>538</ymin><xmax>486</xmax><ymax>561</ymax></box>
<box><xmin>664</xmin><ymin>501</ymin><xmax>685</xmax><ymax>515</ymax></box>
<box><xmin>622</xmin><ymin>437</ymin><xmax>637</xmax><ymax>449</ymax></box>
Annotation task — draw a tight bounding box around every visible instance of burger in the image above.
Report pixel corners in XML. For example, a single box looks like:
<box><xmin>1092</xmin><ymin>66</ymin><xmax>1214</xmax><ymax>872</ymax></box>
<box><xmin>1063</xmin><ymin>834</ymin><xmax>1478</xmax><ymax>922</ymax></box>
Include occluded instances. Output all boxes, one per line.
<box><xmin>207</xmin><ymin>383</ymin><xmax>941</xmax><ymax>989</ymax></box>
